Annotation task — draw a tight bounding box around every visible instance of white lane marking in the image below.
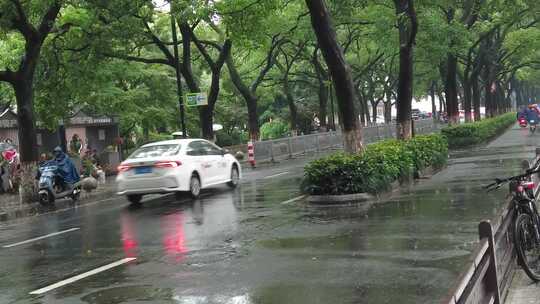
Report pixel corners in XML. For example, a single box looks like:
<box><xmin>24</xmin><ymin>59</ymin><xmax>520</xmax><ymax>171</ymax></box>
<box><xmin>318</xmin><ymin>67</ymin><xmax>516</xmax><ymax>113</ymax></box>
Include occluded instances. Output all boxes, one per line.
<box><xmin>281</xmin><ymin>195</ymin><xmax>306</xmax><ymax>205</ymax></box>
<box><xmin>29</xmin><ymin>257</ymin><xmax>136</xmax><ymax>295</ymax></box>
<box><xmin>264</xmin><ymin>172</ymin><xmax>290</xmax><ymax>179</ymax></box>
<box><xmin>2</xmin><ymin>228</ymin><xmax>80</xmax><ymax>248</ymax></box>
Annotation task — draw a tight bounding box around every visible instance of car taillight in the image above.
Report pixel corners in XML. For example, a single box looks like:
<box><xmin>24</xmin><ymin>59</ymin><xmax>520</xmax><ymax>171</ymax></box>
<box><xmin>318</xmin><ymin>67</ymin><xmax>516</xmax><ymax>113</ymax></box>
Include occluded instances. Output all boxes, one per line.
<box><xmin>154</xmin><ymin>161</ymin><xmax>182</xmax><ymax>168</ymax></box>
<box><xmin>117</xmin><ymin>164</ymin><xmax>132</xmax><ymax>172</ymax></box>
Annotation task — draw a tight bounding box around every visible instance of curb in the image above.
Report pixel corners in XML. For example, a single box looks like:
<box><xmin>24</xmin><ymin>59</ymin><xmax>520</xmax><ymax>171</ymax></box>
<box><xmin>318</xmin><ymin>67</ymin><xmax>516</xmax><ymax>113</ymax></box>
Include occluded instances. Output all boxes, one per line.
<box><xmin>0</xmin><ymin>187</ymin><xmax>116</xmax><ymax>223</ymax></box>
<box><xmin>305</xmin><ymin>165</ymin><xmax>443</xmax><ymax>205</ymax></box>
<box><xmin>307</xmin><ymin>193</ymin><xmax>374</xmax><ymax>204</ymax></box>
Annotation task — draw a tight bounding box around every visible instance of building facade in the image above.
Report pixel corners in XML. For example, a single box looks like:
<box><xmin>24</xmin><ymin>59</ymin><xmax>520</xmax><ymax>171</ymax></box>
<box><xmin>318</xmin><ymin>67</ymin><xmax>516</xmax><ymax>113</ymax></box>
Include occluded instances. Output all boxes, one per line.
<box><xmin>0</xmin><ymin>110</ymin><xmax>121</xmax><ymax>170</ymax></box>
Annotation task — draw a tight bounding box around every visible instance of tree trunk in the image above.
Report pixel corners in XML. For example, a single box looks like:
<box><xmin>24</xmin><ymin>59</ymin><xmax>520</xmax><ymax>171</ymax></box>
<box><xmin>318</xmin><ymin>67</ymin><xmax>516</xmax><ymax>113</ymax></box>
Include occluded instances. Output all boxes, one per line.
<box><xmin>198</xmin><ymin>106</ymin><xmax>214</xmax><ymax>141</ymax></box>
<box><xmin>246</xmin><ymin>96</ymin><xmax>260</xmax><ymax>140</ymax></box>
<box><xmin>0</xmin><ymin>1</ymin><xmax>62</xmax><ymax>204</ymax></box>
<box><xmin>394</xmin><ymin>0</ymin><xmax>418</xmax><ymax>140</ymax></box>
<box><xmin>513</xmin><ymin>79</ymin><xmax>523</xmax><ymax>107</ymax></box>
<box><xmin>363</xmin><ymin>96</ymin><xmax>371</xmax><ymax>125</ymax></box>
<box><xmin>430</xmin><ymin>82</ymin><xmax>437</xmax><ymax>120</ymax></box>
<box><xmin>313</xmin><ymin>51</ymin><xmax>328</xmax><ymax>130</ymax></box>
<box><xmin>472</xmin><ymin>75</ymin><xmax>481</xmax><ymax>121</ymax></box>
<box><xmin>14</xmin><ymin>80</ymin><xmax>38</xmax><ymax>162</ymax></box>
<box><xmin>225</xmin><ymin>55</ymin><xmax>260</xmax><ymax>141</ymax></box>
<box><xmin>358</xmin><ymin>93</ymin><xmax>366</xmax><ymax>126</ymax></box>
<box><xmin>384</xmin><ymin>101</ymin><xmax>392</xmax><ymax>123</ymax></box>
<box><xmin>318</xmin><ymin>80</ymin><xmax>328</xmax><ymax>130</ymax></box>
<box><xmin>445</xmin><ymin>54</ymin><xmax>460</xmax><ymax>124</ymax></box>
<box><xmin>384</xmin><ymin>86</ymin><xmax>393</xmax><ymax>123</ymax></box>
<box><xmin>143</xmin><ymin>126</ymin><xmax>149</xmax><ymax>142</ymax></box>
<box><xmin>14</xmin><ymin>79</ymin><xmax>39</xmax><ymax>203</ymax></box>
<box><xmin>372</xmin><ymin>101</ymin><xmax>378</xmax><ymax>123</ymax></box>
<box><xmin>306</xmin><ymin>0</ymin><xmax>363</xmax><ymax>153</ymax></box>
<box><xmin>483</xmin><ymin>66</ymin><xmax>495</xmax><ymax>118</ymax></box>
<box><xmin>463</xmin><ymin>80</ymin><xmax>473</xmax><ymax>122</ymax></box>
<box><xmin>199</xmin><ymin>69</ymin><xmax>222</xmax><ymax>141</ymax></box>
<box><xmin>283</xmin><ymin>75</ymin><xmax>298</xmax><ymax>135</ymax></box>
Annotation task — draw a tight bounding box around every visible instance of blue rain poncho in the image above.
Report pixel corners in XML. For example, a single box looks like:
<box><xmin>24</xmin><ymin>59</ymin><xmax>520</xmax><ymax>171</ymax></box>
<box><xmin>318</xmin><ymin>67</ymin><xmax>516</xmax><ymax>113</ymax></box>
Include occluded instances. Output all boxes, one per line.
<box><xmin>54</xmin><ymin>151</ymin><xmax>80</xmax><ymax>184</ymax></box>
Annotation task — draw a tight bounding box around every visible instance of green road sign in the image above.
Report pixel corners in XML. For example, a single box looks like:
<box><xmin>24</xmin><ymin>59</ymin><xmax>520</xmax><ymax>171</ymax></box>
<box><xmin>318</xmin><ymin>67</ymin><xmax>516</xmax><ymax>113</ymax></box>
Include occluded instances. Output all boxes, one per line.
<box><xmin>185</xmin><ymin>93</ymin><xmax>208</xmax><ymax>107</ymax></box>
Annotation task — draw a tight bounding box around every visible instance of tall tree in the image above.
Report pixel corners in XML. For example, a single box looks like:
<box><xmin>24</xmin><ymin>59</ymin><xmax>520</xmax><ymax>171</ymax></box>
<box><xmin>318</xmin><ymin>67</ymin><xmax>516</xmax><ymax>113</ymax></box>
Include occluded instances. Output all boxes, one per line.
<box><xmin>305</xmin><ymin>0</ymin><xmax>363</xmax><ymax>153</ymax></box>
<box><xmin>393</xmin><ymin>0</ymin><xmax>418</xmax><ymax>139</ymax></box>
<box><xmin>188</xmin><ymin>26</ymin><xmax>232</xmax><ymax>140</ymax></box>
<box><xmin>0</xmin><ymin>0</ymin><xmax>62</xmax><ymax>202</ymax></box>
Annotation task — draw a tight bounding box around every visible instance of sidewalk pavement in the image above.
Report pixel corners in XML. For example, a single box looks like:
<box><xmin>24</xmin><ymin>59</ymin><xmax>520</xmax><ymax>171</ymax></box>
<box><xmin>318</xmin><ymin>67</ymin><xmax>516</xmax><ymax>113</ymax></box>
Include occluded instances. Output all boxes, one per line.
<box><xmin>0</xmin><ymin>179</ymin><xmax>117</xmax><ymax>223</ymax></box>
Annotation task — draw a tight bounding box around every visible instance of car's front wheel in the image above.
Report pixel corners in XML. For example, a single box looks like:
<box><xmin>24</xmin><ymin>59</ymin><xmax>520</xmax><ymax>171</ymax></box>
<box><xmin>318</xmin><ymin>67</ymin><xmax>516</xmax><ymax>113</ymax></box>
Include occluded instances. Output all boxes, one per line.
<box><xmin>189</xmin><ymin>174</ymin><xmax>201</xmax><ymax>199</ymax></box>
<box><xmin>227</xmin><ymin>166</ymin><xmax>240</xmax><ymax>188</ymax></box>
<box><xmin>127</xmin><ymin>194</ymin><xmax>142</xmax><ymax>205</ymax></box>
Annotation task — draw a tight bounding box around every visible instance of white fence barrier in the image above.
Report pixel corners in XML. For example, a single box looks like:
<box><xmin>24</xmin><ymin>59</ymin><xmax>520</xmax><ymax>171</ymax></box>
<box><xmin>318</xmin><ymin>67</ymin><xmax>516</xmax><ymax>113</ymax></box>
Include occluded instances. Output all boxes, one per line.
<box><xmin>249</xmin><ymin>119</ymin><xmax>445</xmax><ymax>163</ymax></box>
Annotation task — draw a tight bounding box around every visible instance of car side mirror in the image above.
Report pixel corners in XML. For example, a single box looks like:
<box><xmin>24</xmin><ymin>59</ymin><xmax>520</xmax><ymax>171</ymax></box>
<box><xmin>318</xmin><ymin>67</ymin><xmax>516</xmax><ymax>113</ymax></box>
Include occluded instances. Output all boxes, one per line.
<box><xmin>221</xmin><ymin>148</ymin><xmax>229</xmax><ymax>156</ymax></box>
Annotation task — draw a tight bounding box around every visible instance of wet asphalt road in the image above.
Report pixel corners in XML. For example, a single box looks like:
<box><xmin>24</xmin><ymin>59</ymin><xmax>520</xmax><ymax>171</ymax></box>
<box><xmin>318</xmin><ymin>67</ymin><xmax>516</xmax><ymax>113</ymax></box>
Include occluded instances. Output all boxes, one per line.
<box><xmin>0</xmin><ymin>125</ymin><xmax>538</xmax><ymax>304</ymax></box>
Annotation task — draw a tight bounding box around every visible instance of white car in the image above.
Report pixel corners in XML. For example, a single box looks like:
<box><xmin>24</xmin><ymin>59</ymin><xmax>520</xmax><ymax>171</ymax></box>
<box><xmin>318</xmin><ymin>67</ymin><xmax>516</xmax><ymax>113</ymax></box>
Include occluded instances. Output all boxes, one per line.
<box><xmin>116</xmin><ymin>139</ymin><xmax>241</xmax><ymax>204</ymax></box>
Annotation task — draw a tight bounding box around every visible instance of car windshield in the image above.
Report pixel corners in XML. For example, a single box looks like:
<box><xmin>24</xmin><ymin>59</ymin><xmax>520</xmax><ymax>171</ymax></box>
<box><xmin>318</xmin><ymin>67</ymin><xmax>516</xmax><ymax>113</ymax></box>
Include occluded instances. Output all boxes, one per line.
<box><xmin>129</xmin><ymin>144</ymin><xmax>181</xmax><ymax>159</ymax></box>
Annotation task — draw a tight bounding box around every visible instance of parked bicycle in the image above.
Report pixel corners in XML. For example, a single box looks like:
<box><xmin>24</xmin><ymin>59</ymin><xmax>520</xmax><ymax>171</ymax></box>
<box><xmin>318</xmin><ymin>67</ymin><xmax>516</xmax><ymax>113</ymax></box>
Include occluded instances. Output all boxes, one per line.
<box><xmin>485</xmin><ymin>158</ymin><xmax>540</xmax><ymax>281</ymax></box>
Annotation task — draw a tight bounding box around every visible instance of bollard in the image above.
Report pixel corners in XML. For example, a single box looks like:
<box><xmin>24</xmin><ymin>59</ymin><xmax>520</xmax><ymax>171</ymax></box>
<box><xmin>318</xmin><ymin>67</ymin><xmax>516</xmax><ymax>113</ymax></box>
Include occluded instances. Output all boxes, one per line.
<box><xmin>247</xmin><ymin>141</ymin><xmax>256</xmax><ymax>168</ymax></box>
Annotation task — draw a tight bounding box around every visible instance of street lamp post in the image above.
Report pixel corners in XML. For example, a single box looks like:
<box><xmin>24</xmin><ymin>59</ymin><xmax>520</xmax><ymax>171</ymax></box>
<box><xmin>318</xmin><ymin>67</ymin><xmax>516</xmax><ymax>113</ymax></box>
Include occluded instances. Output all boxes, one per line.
<box><xmin>170</xmin><ymin>12</ymin><xmax>187</xmax><ymax>138</ymax></box>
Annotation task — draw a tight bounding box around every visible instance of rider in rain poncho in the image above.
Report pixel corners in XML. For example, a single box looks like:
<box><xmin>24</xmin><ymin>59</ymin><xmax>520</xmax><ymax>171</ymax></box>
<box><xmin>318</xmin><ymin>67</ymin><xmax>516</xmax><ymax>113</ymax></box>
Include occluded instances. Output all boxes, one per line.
<box><xmin>53</xmin><ymin>146</ymin><xmax>80</xmax><ymax>186</ymax></box>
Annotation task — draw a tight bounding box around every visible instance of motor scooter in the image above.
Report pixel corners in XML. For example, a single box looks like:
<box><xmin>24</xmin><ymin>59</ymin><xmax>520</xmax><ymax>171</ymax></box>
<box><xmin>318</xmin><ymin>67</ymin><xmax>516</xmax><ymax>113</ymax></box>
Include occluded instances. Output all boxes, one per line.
<box><xmin>38</xmin><ymin>162</ymin><xmax>81</xmax><ymax>205</ymax></box>
<box><xmin>519</xmin><ymin>117</ymin><xmax>528</xmax><ymax>128</ymax></box>
<box><xmin>529</xmin><ymin>119</ymin><xmax>538</xmax><ymax>134</ymax></box>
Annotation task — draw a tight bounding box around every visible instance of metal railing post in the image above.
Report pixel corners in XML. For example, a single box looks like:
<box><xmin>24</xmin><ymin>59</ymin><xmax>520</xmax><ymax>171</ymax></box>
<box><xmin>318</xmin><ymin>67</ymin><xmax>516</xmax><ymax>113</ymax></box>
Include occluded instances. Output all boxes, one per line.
<box><xmin>478</xmin><ymin>220</ymin><xmax>501</xmax><ymax>304</ymax></box>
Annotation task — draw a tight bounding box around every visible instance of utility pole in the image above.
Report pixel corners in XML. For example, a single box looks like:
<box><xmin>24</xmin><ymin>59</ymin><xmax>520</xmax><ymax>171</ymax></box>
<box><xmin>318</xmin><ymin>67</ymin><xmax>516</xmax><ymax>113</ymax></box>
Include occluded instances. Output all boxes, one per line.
<box><xmin>170</xmin><ymin>12</ymin><xmax>187</xmax><ymax>138</ymax></box>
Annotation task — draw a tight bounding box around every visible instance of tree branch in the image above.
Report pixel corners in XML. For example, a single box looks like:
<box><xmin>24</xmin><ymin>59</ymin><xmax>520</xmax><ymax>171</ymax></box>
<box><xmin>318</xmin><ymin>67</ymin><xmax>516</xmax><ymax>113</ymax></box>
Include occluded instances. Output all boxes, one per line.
<box><xmin>250</xmin><ymin>35</ymin><xmax>284</xmax><ymax>92</ymax></box>
<box><xmin>0</xmin><ymin>69</ymin><xmax>15</xmax><ymax>84</ymax></box>
<box><xmin>103</xmin><ymin>53</ymin><xmax>171</xmax><ymax>66</ymax></box>
<box><xmin>215</xmin><ymin>40</ymin><xmax>232</xmax><ymax>69</ymax></box>
<box><xmin>141</xmin><ymin>18</ymin><xmax>175</xmax><ymax>64</ymax></box>
<box><xmin>37</xmin><ymin>1</ymin><xmax>62</xmax><ymax>39</ymax></box>
<box><xmin>9</xmin><ymin>0</ymin><xmax>38</xmax><ymax>41</ymax></box>
<box><xmin>190</xmin><ymin>28</ymin><xmax>217</xmax><ymax>70</ymax></box>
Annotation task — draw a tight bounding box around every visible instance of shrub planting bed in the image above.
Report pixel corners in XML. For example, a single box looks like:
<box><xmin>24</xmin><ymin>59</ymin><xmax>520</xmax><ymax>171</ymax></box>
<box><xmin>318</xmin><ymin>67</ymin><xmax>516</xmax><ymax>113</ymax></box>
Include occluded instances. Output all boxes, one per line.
<box><xmin>302</xmin><ymin>134</ymin><xmax>448</xmax><ymax>196</ymax></box>
<box><xmin>441</xmin><ymin>112</ymin><xmax>516</xmax><ymax>148</ymax></box>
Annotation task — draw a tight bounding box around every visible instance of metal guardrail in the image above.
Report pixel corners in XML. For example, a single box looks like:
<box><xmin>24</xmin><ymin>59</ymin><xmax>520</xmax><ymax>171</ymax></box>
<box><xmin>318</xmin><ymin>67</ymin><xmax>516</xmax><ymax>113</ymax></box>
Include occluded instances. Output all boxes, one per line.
<box><xmin>442</xmin><ymin>149</ymin><xmax>540</xmax><ymax>304</ymax></box>
<box><xmin>251</xmin><ymin>119</ymin><xmax>445</xmax><ymax>163</ymax></box>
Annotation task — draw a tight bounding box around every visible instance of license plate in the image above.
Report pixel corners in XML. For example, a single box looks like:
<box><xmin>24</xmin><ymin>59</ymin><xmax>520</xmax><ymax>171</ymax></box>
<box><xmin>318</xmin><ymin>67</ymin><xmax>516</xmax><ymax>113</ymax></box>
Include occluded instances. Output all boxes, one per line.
<box><xmin>135</xmin><ymin>166</ymin><xmax>152</xmax><ymax>174</ymax></box>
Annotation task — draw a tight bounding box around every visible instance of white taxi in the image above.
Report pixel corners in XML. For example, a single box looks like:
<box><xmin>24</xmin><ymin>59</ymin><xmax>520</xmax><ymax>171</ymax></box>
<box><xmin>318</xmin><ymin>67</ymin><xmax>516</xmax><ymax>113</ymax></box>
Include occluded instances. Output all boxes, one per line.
<box><xmin>116</xmin><ymin>139</ymin><xmax>241</xmax><ymax>204</ymax></box>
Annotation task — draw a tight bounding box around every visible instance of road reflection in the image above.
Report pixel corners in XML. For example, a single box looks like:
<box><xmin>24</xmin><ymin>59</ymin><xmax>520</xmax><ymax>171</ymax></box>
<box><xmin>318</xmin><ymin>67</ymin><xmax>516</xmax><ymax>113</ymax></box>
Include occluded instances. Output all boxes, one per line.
<box><xmin>161</xmin><ymin>212</ymin><xmax>187</xmax><ymax>262</ymax></box>
<box><xmin>120</xmin><ymin>212</ymin><xmax>138</xmax><ymax>258</ymax></box>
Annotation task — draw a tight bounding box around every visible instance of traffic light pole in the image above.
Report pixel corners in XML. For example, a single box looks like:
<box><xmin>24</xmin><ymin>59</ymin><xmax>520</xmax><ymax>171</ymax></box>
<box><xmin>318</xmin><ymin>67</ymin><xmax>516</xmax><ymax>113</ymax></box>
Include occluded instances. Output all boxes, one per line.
<box><xmin>170</xmin><ymin>13</ymin><xmax>187</xmax><ymax>138</ymax></box>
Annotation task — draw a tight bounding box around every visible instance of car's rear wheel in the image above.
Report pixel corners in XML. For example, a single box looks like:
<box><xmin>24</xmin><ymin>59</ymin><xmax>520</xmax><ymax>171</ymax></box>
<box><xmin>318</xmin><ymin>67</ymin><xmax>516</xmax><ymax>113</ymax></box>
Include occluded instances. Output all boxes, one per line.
<box><xmin>189</xmin><ymin>174</ymin><xmax>201</xmax><ymax>199</ymax></box>
<box><xmin>127</xmin><ymin>194</ymin><xmax>142</xmax><ymax>205</ymax></box>
<box><xmin>227</xmin><ymin>166</ymin><xmax>240</xmax><ymax>188</ymax></box>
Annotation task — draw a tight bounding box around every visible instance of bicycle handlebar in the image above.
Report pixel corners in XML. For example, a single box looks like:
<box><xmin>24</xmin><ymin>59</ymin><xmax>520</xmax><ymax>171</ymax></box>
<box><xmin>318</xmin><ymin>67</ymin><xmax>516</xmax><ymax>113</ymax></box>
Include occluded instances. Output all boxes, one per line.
<box><xmin>485</xmin><ymin>165</ymin><xmax>540</xmax><ymax>192</ymax></box>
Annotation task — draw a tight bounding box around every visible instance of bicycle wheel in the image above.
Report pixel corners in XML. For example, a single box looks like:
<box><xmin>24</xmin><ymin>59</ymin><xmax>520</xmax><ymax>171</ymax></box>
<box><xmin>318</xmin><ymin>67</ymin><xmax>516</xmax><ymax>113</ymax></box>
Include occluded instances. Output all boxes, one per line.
<box><xmin>514</xmin><ymin>213</ymin><xmax>540</xmax><ymax>281</ymax></box>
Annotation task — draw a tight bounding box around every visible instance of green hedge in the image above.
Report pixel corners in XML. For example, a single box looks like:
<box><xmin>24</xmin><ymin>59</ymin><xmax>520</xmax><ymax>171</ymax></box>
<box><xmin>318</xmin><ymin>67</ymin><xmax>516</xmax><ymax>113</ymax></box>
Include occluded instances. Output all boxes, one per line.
<box><xmin>302</xmin><ymin>134</ymin><xmax>448</xmax><ymax>195</ymax></box>
<box><xmin>441</xmin><ymin>112</ymin><xmax>516</xmax><ymax>148</ymax></box>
